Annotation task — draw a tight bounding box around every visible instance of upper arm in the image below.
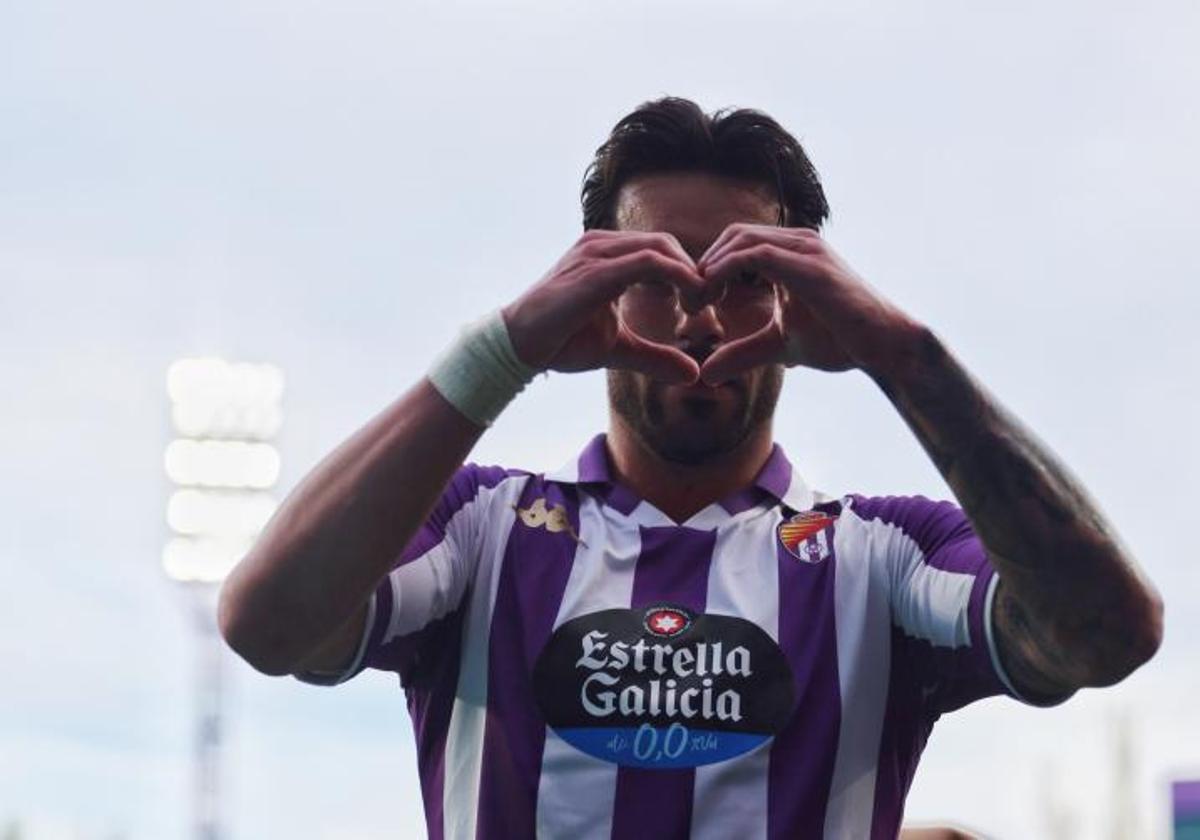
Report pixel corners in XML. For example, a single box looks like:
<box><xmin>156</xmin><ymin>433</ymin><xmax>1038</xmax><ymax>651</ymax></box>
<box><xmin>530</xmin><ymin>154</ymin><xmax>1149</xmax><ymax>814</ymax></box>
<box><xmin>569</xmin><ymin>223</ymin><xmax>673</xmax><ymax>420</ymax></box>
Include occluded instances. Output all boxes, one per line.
<box><xmin>291</xmin><ymin>463</ymin><xmax>525</xmax><ymax>688</ymax></box>
<box><xmin>850</xmin><ymin>493</ymin><xmax>1075</xmax><ymax>713</ymax></box>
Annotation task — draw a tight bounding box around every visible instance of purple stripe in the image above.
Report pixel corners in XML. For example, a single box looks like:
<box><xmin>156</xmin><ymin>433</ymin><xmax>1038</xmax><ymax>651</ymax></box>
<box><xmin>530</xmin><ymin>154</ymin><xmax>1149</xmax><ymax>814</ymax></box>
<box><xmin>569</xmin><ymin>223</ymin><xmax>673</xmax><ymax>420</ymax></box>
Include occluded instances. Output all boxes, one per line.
<box><xmin>576</xmin><ymin>433</ymin><xmax>610</xmax><ymax>482</ymax></box>
<box><xmin>474</xmin><ymin>479</ymin><xmax>581</xmax><ymax>839</ymax></box>
<box><xmin>868</xmin><ymin>628</ymin><xmax>937</xmax><ymax>839</ymax></box>
<box><xmin>596</xmin><ymin>482</ymin><xmax>643</xmax><ymax>517</ymax></box>
<box><xmin>610</xmin><ymin>525</ymin><xmax>717</xmax><ymax>840</ymax></box>
<box><xmin>362</xmin><ymin>464</ymin><xmax>524</xmax><ymax>840</ymax></box>
<box><xmin>767</xmin><ymin>532</ymin><xmax>841</xmax><ymax>838</ymax></box>
<box><xmin>753</xmin><ymin>443</ymin><xmax>793</xmax><ymax>501</ymax></box>
<box><xmin>404</xmin><ymin>601</ymin><xmax>468</xmax><ymax>840</ymax></box>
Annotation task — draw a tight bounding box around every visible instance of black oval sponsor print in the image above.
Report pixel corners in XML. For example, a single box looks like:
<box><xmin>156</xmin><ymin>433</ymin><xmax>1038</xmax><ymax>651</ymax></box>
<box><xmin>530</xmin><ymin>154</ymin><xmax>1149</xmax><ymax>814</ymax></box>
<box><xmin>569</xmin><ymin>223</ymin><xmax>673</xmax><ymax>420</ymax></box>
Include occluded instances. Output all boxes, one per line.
<box><xmin>533</xmin><ymin>604</ymin><xmax>794</xmax><ymax>769</ymax></box>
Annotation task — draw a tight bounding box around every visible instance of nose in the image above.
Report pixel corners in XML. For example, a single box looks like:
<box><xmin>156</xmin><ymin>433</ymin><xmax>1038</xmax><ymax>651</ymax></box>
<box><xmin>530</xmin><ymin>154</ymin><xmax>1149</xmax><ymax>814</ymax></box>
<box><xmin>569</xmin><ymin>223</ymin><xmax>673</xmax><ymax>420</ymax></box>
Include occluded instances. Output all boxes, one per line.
<box><xmin>675</xmin><ymin>302</ymin><xmax>726</xmax><ymax>360</ymax></box>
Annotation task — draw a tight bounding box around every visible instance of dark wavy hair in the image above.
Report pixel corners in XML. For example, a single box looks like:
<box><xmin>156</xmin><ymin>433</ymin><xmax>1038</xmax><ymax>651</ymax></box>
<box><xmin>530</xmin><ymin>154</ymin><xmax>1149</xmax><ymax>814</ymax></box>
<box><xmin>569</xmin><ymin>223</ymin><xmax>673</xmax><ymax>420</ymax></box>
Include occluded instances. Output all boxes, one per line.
<box><xmin>581</xmin><ymin>96</ymin><xmax>830</xmax><ymax>232</ymax></box>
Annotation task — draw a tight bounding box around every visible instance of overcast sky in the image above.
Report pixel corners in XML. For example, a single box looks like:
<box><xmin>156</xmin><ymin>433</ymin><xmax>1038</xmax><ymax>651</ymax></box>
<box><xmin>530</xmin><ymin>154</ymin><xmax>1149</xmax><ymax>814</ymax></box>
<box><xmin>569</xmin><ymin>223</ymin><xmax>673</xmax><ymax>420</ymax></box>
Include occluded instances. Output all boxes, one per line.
<box><xmin>3</xmin><ymin>0</ymin><xmax>1198</xmax><ymax>837</ymax></box>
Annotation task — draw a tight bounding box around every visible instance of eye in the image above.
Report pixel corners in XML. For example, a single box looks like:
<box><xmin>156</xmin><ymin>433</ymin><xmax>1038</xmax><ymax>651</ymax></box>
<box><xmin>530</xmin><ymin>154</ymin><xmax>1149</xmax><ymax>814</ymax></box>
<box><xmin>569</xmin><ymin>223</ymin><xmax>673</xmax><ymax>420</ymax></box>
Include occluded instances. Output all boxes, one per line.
<box><xmin>733</xmin><ymin>270</ymin><xmax>768</xmax><ymax>289</ymax></box>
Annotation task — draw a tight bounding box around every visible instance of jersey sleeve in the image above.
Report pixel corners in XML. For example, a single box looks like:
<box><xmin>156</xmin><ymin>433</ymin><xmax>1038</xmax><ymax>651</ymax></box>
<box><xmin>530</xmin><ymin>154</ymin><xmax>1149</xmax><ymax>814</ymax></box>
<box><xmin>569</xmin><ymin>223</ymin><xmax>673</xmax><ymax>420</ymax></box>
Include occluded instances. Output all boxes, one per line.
<box><xmin>293</xmin><ymin>462</ymin><xmax>524</xmax><ymax>688</ymax></box>
<box><xmin>847</xmin><ymin>493</ymin><xmax>1074</xmax><ymax>715</ymax></box>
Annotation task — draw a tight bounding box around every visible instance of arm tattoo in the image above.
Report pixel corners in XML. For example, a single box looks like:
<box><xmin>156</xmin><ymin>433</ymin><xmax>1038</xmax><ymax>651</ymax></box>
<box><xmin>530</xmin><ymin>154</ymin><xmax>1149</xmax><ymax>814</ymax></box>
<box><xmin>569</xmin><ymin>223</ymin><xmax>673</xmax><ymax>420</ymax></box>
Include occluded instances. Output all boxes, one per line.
<box><xmin>869</xmin><ymin>327</ymin><xmax>1162</xmax><ymax>690</ymax></box>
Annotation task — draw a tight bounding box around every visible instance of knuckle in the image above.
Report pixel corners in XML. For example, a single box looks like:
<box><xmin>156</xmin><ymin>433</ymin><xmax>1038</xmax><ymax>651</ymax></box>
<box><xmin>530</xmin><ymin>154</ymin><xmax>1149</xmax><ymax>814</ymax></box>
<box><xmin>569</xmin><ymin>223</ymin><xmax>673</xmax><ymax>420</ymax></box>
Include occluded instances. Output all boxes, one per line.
<box><xmin>632</xmin><ymin>248</ymin><xmax>669</xmax><ymax>268</ymax></box>
<box><xmin>577</xmin><ymin>239</ymin><xmax>603</xmax><ymax>259</ymax></box>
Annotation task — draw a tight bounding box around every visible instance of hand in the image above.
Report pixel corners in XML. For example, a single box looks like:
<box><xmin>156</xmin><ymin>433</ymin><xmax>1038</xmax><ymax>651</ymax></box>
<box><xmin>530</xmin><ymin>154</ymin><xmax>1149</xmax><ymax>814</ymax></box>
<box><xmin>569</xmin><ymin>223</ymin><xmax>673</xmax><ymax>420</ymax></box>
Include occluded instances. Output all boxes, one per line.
<box><xmin>501</xmin><ymin>230</ymin><xmax>711</xmax><ymax>384</ymax></box>
<box><xmin>695</xmin><ymin>224</ymin><xmax>924</xmax><ymax>384</ymax></box>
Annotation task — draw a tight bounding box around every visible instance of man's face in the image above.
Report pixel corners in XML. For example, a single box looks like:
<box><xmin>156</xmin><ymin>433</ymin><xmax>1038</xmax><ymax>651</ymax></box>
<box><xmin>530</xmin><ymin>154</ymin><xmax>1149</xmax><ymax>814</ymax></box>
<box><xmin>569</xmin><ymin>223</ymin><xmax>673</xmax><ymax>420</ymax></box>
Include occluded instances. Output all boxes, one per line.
<box><xmin>608</xmin><ymin>171</ymin><xmax>785</xmax><ymax>465</ymax></box>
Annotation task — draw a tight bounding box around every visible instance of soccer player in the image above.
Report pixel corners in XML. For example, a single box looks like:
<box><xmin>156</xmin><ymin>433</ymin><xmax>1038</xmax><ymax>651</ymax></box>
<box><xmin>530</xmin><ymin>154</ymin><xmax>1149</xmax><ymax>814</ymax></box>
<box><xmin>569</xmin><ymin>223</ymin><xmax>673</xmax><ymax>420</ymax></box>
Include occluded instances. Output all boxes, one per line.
<box><xmin>218</xmin><ymin>96</ymin><xmax>1163</xmax><ymax>838</ymax></box>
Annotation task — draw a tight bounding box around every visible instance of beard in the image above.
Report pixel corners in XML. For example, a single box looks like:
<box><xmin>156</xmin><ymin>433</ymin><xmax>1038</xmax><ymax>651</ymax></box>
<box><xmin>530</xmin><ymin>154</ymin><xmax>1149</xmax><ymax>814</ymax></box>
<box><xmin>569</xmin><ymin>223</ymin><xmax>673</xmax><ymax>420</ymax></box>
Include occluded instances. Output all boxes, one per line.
<box><xmin>607</xmin><ymin>364</ymin><xmax>784</xmax><ymax>465</ymax></box>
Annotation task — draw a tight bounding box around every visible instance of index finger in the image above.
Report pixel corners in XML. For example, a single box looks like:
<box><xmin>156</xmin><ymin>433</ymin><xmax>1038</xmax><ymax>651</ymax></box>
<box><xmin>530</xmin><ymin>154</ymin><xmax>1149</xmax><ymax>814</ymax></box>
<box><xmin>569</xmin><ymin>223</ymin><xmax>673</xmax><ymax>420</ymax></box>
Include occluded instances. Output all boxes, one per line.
<box><xmin>582</xmin><ymin>231</ymin><xmax>708</xmax><ymax>309</ymax></box>
<box><xmin>587</xmin><ymin>247</ymin><xmax>708</xmax><ymax>310</ymax></box>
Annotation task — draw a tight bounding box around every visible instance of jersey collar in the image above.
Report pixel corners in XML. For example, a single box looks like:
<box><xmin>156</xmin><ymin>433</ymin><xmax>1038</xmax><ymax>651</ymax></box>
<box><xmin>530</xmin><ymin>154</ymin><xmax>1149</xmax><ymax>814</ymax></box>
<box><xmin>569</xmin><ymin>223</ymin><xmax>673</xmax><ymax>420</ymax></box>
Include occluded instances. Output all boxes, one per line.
<box><xmin>544</xmin><ymin>432</ymin><xmax>814</xmax><ymax>519</ymax></box>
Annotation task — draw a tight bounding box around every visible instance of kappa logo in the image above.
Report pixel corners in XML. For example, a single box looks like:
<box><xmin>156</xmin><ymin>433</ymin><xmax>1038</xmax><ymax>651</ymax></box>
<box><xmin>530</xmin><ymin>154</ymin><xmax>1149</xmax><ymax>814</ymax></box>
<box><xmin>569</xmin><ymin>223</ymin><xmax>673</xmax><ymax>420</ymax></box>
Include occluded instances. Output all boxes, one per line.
<box><xmin>778</xmin><ymin>510</ymin><xmax>837</xmax><ymax>563</ymax></box>
<box><xmin>512</xmin><ymin>497</ymin><xmax>585</xmax><ymax>545</ymax></box>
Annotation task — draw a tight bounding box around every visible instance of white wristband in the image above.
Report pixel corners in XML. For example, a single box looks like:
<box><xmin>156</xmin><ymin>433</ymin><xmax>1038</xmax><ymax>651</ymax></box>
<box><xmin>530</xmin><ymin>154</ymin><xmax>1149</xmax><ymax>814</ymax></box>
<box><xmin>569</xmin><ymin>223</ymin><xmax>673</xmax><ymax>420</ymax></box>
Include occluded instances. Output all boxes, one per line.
<box><xmin>427</xmin><ymin>309</ymin><xmax>540</xmax><ymax>427</ymax></box>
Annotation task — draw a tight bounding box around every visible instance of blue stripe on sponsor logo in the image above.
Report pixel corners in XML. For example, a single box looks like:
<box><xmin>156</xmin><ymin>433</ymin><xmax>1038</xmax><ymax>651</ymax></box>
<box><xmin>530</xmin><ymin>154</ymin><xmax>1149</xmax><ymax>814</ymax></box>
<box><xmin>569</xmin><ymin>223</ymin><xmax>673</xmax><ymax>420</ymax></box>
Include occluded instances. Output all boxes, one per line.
<box><xmin>557</xmin><ymin>724</ymin><xmax>770</xmax><ymax>769</ymax></box>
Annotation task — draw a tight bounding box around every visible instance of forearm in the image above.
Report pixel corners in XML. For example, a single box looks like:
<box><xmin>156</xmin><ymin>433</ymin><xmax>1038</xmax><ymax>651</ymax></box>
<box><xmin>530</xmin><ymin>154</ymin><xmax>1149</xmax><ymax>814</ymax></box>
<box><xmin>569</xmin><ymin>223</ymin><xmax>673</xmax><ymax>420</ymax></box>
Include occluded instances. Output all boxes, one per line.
<box><xmin>866</xmin><ymin>325</ymin><xmax>1163</xmax><ymax>688</ymax></box>
<box><xmin>218</xmin><ymin>378</ymin><xmax>484</xmax><ymax>674</ymax></box>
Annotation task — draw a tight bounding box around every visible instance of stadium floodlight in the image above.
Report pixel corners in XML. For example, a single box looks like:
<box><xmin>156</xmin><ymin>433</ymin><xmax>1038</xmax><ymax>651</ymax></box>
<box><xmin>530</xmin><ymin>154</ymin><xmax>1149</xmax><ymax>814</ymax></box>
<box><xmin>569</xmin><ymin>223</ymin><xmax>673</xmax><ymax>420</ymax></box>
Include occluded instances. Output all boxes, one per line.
<box><xmin>164</xmin><ymin>355</ymin><xmax>285</xmax><ymax>840</ymax></box>
<box><xmin>163</xmin><ymin>357</ymin><xmax>284</xmax><ymax>584</ymax></box>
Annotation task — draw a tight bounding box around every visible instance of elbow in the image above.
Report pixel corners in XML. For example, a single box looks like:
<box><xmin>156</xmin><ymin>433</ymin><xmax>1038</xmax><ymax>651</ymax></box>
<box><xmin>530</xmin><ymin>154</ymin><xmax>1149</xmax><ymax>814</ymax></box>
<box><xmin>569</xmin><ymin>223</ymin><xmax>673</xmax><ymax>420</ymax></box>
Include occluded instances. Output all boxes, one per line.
<box><xmin>1135</xmin><ymin>584</ymin><xmax>1165</xmax><ymax>666</ymax></box>
<box><xmin>1080</xmin><ymin>584</ymin><xmax>1165</xmax><ymax>688</ymax></box>
<box><xmin>217</xmin><ymin>575</ymin><xmax>297</xmax><ymax>677</ymax></box>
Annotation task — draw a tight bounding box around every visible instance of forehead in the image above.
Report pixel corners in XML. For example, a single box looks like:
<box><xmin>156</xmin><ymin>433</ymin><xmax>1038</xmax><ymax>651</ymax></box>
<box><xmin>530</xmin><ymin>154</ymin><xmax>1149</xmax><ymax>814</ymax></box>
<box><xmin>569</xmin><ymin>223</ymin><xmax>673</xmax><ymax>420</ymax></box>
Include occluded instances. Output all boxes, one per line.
<box><xmin>614</xmin><ymin>171</ymin><xmax>780</xmax><ymax>259</ymax></box>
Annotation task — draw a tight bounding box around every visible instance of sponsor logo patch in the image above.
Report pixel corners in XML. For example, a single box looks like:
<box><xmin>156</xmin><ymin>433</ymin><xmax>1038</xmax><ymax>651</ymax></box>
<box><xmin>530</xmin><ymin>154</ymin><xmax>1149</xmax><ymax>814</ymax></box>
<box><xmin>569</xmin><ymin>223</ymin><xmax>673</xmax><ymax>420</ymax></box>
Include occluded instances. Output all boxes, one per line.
<box><xmin>533</xmin><ymin>605</ymin><xmax>794</xmax><ymax>769</ymax></box>
<box><xmin>778</xmin><ymin>510</ymin><xmax>837</xmax><ymax>563</ymax></box>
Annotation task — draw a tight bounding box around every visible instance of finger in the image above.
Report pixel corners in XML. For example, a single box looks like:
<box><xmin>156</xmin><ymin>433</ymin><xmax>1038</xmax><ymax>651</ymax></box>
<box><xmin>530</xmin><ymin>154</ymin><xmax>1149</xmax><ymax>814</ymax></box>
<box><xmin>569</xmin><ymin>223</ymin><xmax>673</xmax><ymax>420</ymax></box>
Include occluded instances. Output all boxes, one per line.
<box><xmin>583</xmin><ymin>231</ymin><xmax>721</xmax><ymax>313</ymax></box>
<box><xmin>607</xmin><ymin>321</ymin><xmax>700</xmax><ymax>384</ymax></box>
<box><xmin>588</xmin><ymin>248</ymin><xmax>708</xmax><ymax>309</ymax></box>
<box><xmin>583</xmin><ymin>231</ymin><xmax>705</xmax><ymax>302</ymax></box>
<box><xmin>696</xmin><ymin>221</ymin><xmax>747</xmax><ymax>271</ymax></box>
<box><xmin>701</xmin><ymin>242</ymin><xmax>786</xmax><ymax>294</ymax></box>
<box><xmin>699</xmin><ymin>226</ymin><xmax>822</xmax><ymax>278</ymax></box>
<box><xmin>700</xmin><ymin>316</ymin><xmax>787</xmax><ymax>385</ymax></box>
<box><xmin>583</xmin><ymin>229</ymin><xmax>697</xmax><ymax>270</ymax></box>
<box><xmin>703</xmin><ymin>243</ymin><xmax>834</xmax><ymax>306</ymax></box>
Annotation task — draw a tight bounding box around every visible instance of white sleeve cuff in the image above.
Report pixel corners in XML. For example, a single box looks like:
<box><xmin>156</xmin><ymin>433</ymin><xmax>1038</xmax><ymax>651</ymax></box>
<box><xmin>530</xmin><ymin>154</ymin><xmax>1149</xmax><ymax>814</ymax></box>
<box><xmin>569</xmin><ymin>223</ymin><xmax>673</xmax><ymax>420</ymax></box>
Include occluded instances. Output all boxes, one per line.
<box><xmin>983</xmin><ymin>572</ymin><xmax>1075</xmax><ymax>708</ymax></box>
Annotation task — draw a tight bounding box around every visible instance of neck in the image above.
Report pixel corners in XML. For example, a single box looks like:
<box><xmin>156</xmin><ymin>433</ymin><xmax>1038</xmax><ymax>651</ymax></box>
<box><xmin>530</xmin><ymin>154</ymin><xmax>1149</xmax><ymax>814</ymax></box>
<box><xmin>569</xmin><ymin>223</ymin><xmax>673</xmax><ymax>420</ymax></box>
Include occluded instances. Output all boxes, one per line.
<box><xmin>606</xmin><ymin>417</ymin><xmax>775</xmax><ymax>524</ymax></box>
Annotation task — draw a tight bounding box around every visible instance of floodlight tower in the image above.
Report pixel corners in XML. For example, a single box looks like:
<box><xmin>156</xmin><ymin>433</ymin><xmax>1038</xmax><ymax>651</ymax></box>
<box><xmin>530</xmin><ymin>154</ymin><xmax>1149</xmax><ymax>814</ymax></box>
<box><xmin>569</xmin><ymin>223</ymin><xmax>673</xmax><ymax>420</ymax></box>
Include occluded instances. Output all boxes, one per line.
<box><xmin>164</xmin><ymin>358</ymin><xmax>284</xmax><ymax>840</ymax></box>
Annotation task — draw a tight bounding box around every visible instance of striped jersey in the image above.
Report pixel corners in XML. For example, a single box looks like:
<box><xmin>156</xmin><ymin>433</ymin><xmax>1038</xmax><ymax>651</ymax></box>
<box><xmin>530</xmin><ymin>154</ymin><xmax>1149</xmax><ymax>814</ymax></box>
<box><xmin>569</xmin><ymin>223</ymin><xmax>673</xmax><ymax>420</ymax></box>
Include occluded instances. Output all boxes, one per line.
<box><xmin>296</xmin><ymin>433</ymin><xmax>1059</xmax><ymax>839</ymax></box>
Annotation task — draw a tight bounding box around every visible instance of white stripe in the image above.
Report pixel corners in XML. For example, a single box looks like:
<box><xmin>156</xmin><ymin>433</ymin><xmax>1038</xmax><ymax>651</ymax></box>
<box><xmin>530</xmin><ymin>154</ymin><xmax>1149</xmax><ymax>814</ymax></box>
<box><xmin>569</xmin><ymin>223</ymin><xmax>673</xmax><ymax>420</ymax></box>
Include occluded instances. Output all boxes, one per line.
<box><xmin>690</xmin><ymin>507</ymin><xmax>783</xmax><ymax>840</ymax></box>
<box><xmin>544</xmin><ymin>455</ymin><xmax>581</xmax><ymax>484</ymax></box>
<box><xmin>822</xmin><ymin>517</ymin><xmax>892</xmax><ymax>838</ymax></box>
<box><xmin>782</xmin><ymin>467</ymin><xmax>815</xmax><ymax>512</ymax></box>
<box><xmin>535</xmin><ymin>492</ymin><xmax>641</xmax><ymax>840</ymax></box>
<box><xmin>859</xmin><ymin>517</ymin><xmax>975</xmax><ymax>648</ymax></box>
<box><xmin>441</xmin><ymin>475</ymin><xmax>530</xmax><ymax>840</ymax></box>
<box><xmin>382</xmin><ymin>487</ymin><xmax>497</xmax><ymax>641</ymax></box>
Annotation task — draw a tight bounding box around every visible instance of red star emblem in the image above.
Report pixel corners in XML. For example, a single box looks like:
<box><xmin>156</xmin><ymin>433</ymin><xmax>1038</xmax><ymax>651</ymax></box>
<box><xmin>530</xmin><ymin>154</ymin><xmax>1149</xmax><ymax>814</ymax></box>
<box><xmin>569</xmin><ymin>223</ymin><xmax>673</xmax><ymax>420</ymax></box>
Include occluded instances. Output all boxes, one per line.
<box><xmin>643</xmin><ymin>607</ymin><xmax>691</xmax><ymax>638</ymax></box>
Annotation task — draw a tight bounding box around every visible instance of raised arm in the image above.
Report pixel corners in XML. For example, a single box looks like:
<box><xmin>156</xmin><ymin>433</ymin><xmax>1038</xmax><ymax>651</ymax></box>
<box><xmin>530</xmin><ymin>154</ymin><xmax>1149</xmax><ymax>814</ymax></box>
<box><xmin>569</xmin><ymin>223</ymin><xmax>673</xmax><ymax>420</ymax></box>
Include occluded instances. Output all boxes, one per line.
<box><xmin>218</xmin><ymin>380</ymin><xmax>485</xmax><ymax>675</ymax></box>
<box><xmin>866</xmin><ymin>329</ymin><xmax>1163</xmax><ymax>697</ymax></box>
<box><xmin>695</xmin><ymin>223</ymin><xmax>1164</xmax><ymax>699</ymax></box>
<box><xmin>218</xmin><ymin>230</ymin><xmax>707</xmax><ymax>677</ymax></box>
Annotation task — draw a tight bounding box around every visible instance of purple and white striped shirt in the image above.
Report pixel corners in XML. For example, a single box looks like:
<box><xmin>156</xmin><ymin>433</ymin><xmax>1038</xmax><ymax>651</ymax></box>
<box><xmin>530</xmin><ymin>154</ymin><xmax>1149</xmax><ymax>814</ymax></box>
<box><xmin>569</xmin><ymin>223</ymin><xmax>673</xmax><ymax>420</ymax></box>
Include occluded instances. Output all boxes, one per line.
<box><xmin>296</xmin><ymin>433</ymin><xmax>1063</xmax><ymax>839</ymax></box>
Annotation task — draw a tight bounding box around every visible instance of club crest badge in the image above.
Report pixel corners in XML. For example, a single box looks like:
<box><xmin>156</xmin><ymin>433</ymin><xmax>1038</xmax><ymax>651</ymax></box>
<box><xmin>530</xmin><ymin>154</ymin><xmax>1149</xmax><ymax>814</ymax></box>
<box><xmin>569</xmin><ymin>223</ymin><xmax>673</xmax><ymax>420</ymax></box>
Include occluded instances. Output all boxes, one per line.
<box><xmin>778</xmin><ymin>510</ymin><xmax>837</xmax><ymax>563</ymax></box>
